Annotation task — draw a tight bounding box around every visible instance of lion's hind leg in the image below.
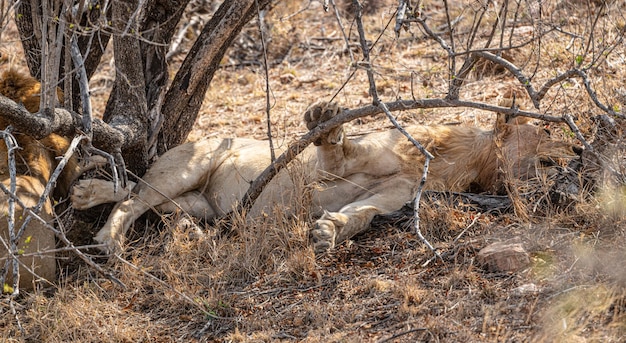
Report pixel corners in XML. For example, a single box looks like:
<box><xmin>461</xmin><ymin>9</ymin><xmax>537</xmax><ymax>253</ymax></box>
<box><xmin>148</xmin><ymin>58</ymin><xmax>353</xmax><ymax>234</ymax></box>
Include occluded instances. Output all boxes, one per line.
<box><xmin>75</xmin><ymin>142</ymin><xmax>221</xmax><ymax>252</ymax></box>
<box><xmin>93</xmin><ymin>189</ymin><xmax>214</xmax><ymax>251</ymax></box>
<box><xmin>309</xmin><ymin>178</ymin><xmax>415</xmax><ymax>254</ymax></box>
<box><xmin>304</xmin><ymin>101</ymin><xmax>353</xmax><ymax>177</ymax></box>
<box><xmin>304</xmin><ymin>101</ymin><xmax>343</xmax><ymax>146</ymax></box>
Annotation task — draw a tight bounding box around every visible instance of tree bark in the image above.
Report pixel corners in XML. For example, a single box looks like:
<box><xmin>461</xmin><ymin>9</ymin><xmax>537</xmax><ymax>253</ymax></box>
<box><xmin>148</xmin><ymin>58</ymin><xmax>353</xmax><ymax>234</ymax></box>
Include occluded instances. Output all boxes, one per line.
<box><xmin>0</xmin><ymin>95</ymin><xmax>124</xmax><ymax>148</ymax></box>
<box><xmin>101</xmin><ymin>0</ymin><xmax>149</xmax><ymax>174</ymax></box>
<box><xmin>69</xmin><ymin>3</ymin><xmax>112</xmax><ymax>113</ymax></box>
<box><xmin>136</xmin><ymin>0</ymin><xmax>191</xmax><ymax>162</ymax></box>
<box><xmin>15</xmin><ymin>0</ymin><xmax>43</xmax><ymax>78</ymax></box>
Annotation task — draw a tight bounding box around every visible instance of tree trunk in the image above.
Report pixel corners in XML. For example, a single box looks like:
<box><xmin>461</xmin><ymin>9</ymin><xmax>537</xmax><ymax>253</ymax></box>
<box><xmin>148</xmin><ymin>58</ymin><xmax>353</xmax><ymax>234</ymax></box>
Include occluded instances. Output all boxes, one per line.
<box><xmin>137</xmin><ymin>0</ymin><xmax>191</xmax><ymax>162</ymax></box>
<box><xmin>100</xmin><ymin>0</ymin><xmax>190</xmax><ymax>173</ymax></box>
<box><xmin>101</xmin><ymin>0</ymin><xmax>149</xmax><ymax>174</ymax></box>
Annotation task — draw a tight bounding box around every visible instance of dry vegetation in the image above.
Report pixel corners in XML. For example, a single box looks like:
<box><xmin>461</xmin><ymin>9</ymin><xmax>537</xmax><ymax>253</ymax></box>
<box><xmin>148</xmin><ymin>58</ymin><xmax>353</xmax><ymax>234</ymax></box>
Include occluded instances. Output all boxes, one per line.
<box><xmin>2</xmin><ymin>0</ymin><xmax>626</xmax><ymax>341</ymax></box>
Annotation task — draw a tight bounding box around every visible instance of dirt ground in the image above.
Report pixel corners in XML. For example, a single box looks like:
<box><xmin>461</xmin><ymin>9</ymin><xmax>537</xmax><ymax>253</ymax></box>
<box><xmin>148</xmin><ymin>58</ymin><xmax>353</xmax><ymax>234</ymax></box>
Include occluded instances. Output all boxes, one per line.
<box><xmin>2</xmin><ymin>0</ymin><xmax>626</xmax><ymax>342</ymax></box>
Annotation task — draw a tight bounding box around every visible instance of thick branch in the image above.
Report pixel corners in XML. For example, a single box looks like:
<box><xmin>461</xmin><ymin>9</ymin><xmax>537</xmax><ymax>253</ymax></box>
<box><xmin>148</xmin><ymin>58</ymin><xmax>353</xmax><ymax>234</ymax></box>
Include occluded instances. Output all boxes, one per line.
<box><xmin>15</xmin><ymin>1</ymin><xmax>42</xmax><ymax>78</ymax></box>
<box><xmin>473</xmin><ymin>51</ymin><xmax>540</xmax><ymax>108</ymax></box>
<box><xmin>0</xmin><ymin>94</ymin><xmax>124</xmax><ymax>149</ymax></box>
<box><xmin>158</xmin><ymin>0</ymin><xmax>272</xmax><ymax>154</ymax></box>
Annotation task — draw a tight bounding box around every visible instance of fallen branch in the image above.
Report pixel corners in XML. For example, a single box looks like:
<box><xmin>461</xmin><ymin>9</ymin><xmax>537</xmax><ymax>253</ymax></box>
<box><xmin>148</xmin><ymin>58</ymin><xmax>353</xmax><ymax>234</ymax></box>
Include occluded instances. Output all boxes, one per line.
<box><xmin>372</xmin><ymin>191</ymin><xmax>511</xmax><ymax>228</ymax></box>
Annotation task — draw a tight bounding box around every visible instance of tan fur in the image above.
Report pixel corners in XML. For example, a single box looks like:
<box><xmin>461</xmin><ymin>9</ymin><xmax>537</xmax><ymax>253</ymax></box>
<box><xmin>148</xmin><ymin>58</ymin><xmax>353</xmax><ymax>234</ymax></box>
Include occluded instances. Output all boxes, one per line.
<box><xmin>71</xmin><ymin>102</ymin><xmax>581</xmax><ymax>254</ymax></box>
<box><xmin>0</xmin><ymin>69</ymin><xmax>78</xmax><ymax>290</ymax></box>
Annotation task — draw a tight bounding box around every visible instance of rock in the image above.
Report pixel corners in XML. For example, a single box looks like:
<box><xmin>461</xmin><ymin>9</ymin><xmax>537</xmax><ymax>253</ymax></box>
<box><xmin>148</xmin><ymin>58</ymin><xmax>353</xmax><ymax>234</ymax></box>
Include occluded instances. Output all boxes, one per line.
<box><xmin>477</xmin><ymin>238</ymin><xmax>530</xmax><ymax>273</ymax></box>
<box><xmin>512</xmin><ymin>283</ymin><xmax>540</xmax><ymax>295</ymax></box>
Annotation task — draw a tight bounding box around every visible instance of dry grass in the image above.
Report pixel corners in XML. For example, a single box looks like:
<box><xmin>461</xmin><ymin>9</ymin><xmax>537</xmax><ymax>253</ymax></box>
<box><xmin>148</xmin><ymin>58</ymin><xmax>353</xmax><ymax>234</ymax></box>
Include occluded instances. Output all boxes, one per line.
<box><xmin>2</xmin><ymin>0</ymin><xmax>626</xmax><ymax>341</ymax></box>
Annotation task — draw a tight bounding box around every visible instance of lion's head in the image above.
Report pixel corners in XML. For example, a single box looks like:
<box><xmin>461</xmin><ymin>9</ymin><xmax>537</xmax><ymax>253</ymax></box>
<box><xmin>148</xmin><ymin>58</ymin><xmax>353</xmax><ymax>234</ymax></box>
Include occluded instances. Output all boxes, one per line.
<box><xmin>496</xmin><ymin>114</ymin><xmax>583</xmax><ymax>189</ymax></box>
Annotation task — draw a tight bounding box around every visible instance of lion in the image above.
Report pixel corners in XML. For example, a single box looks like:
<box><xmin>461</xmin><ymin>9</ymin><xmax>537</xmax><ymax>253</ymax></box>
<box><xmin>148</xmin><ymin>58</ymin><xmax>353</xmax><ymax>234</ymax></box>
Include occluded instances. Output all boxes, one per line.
<box><xmin>71</xmin><ymin>102</ymin><xmax>582</xmax><ymax>254</ymax></box>
<box><xmin>0</xmin><ymin>69</ymin><xmax>79</xmax><ymax>290</ymax></box>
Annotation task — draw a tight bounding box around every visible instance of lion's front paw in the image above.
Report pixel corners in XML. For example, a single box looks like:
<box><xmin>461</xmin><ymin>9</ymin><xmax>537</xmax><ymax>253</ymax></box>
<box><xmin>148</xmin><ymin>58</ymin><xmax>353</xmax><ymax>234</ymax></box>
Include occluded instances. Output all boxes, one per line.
<box><xmin>71</xmin><ymin>179</ymin><xmax>99</xmax><ymax>210</ymax></box>
<box><xmin>304</xmin><ymin>101</ymin><xmax>343</xmax><ymax>146</ymax></box>
<box><xmin>71</xmin><ymin>179</ymin><xmax>132</xmax><ymax>210</ymax></box>
<box><xmin>94</xmin><ymin>227</ymin><xmax>123</xmax><ymax>254</ymax></box>
<box><xmin>309</xmin><ymin>219</ymin><xmax>337</xmax><ymax>254</ymax></box>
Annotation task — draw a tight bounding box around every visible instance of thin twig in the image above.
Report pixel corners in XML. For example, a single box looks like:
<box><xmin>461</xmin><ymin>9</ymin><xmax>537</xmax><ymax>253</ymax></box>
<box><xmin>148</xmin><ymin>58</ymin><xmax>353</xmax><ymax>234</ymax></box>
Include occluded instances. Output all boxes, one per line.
<box><xmin>8</xmin><ymin>298</ymin><xmax>24</xmax><ymax>334</ymax></box>
<box><xmin>167</xmin><ymin>16</ymin><xmax>201</xmax><ymax>60</ymax></box>
<box><xmin>69</xmin><ymin>36</ymin><xmax>93</xmax><ymax>137</ymax></box>
<box><xmin>17</xmin><ymin>243</ymin><xmax>108</xmax><ymax>257</ymax></box>
<box><xmin>329</xmin><ymin>0</ymin><xmax>354</xmax><ymax>62</ymax></box>
<box><xmin>0</xmin><ymin>128</ymin><xmax>19</xmax><ymax>296</ymax></box>
<box><xmin>453</xmin><ymin>213</ymin><xmax>481</xmax><ymax>244</ymax></box>
<box><xmin>256</xmin><ymin>0</ymin><xmax>275</xmax><ymax>163</ymax></box>
<box><xmin>14</xmin><ymin>135</ymin><xmax>87</xmax><ymax>243</ymax></box>
<box><xmin>86</xmin><ymin>146</ymin><xmax>122</xmax><ymax>192</ymax></box>
<box><xmin>563</xmin><ymin>114</ymin><xmax>593</xmax><ymax>151</ymax></box>
<box><xmin>422</xmin><ymin>213</ymin><xmax>482</xmax><ymax>268</ymax></box>
<box><xmin>473</xmin><ymin>51</ymin><xmax>540</xmax><ymax>108</ymax></box>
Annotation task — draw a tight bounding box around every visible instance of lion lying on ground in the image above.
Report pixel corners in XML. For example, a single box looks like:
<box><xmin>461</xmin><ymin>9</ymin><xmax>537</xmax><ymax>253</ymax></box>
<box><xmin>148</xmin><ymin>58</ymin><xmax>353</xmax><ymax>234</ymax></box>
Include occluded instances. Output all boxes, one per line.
<box><xmin>0</xmin><ymin>69</ymin><xmax>79</xmax><ymax>290</ymax></box>
<box><xmin>71</xmin><ymin>102</ymin><xmax>582</xmax><ymax>254</ymax></box>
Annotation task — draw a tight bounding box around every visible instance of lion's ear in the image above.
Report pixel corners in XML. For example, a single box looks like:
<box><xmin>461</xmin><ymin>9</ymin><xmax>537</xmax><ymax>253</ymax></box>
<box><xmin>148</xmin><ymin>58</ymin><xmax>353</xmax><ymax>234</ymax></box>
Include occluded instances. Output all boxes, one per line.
<box><xmin>508</xmin><ymin>116</ymin><xmax>531</xmax><ymax>125</ymax></box>
<box><xmin>495</xmin><ymin>113</ymin><xmax>531</xmax><ymax>137</ymax></box>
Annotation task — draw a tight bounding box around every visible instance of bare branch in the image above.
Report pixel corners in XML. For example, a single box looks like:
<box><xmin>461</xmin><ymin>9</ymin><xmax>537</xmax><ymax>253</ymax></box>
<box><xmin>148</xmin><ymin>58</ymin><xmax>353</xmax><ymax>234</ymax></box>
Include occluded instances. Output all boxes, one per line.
<box><xmin>256</xmin><ymin>1</ymin><xmax>276</xmax><ymax>163</ymax></box>
<box><xmin>1</xmin><ymin>128</ymin><xmax>19</xmax><ymax>295</ymax></box>
<box><xmin>474</xmin><ymin>51</ymin><xmax>625</xmax><ymax>119</ymax></box>
<box><xmin>0</xmin><ymin>94</ymin><xmax>125</xmax><ymax>149</ymax></box>
<box><xmin>415</xmin><ymin>15</ymin><xmax>454</xmax><ymax>57</ymax></box>
<box><xmin>563</xmin><ymin>114</ymin><xmax>593</xmax><ymax>151</ymax></box>
<box><xmin>330</xmin><ymin>0</ymin><xmax>354</xmax><ymax>62</ymax></box>
<box><xmin>473</xmin><ymin>51</ymin><xmax>540</xmax><ymax>108</ymax></box>
<box><xmin>394</xmin><ymin>0</ymin><xmax>409</xmax><ymax>36</ymax></box>
<box><xmin>69</xmin><ymin>36</ymin><xmax>93</xmax><ymax>136</ymax></box>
